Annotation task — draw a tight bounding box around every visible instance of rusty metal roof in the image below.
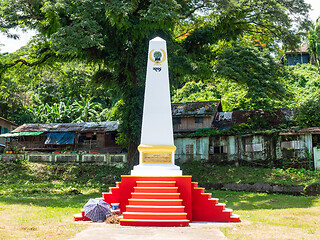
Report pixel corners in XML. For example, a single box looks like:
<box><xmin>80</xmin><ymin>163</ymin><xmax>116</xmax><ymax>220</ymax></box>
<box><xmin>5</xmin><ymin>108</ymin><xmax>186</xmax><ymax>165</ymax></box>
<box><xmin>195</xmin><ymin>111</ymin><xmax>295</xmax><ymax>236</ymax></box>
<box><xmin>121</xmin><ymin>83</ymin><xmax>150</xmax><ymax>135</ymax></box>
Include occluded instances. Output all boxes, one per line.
<box><xmin>172</xmin><ymin>101</ymin><xmax>221</xmax><ymax>117</ymax></box>
<box><xmin>0</xmin><ymin>117</ymin><xmax>18</xmax><ymax>127</ymax></box>
<box><xmin>286</xmin><ymin>44</ymin><xmax>308</xmax><ymax>54</ymax></box>
<box><xmin>280</xmin><ymin>127</ymin><xmax>320</xmax><ymax>135</ymax></box>
<box><xmin>212</xmin><ymin>109</ymin><xmax>296</xmax><ymax>129</ymax></box>
<box><xmin>12</xmin><ymin>121</ymin><xmax>119</xmax><ymax>133</ymax></box>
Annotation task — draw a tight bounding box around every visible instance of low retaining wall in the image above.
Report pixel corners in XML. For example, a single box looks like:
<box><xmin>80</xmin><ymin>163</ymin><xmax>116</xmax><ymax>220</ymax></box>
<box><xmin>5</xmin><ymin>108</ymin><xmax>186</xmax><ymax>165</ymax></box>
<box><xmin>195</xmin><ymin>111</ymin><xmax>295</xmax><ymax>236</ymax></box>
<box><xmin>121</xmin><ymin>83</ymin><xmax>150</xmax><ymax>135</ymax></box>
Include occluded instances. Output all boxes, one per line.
<box><xmin>0</xmin><ymin>153</ymin><xmax>127</xmax><ymax>166</ymax></box>
<box><xmin>201</xmin><ymin>182</ymin><xmax>306</xmax><ymax>195</ymax></box>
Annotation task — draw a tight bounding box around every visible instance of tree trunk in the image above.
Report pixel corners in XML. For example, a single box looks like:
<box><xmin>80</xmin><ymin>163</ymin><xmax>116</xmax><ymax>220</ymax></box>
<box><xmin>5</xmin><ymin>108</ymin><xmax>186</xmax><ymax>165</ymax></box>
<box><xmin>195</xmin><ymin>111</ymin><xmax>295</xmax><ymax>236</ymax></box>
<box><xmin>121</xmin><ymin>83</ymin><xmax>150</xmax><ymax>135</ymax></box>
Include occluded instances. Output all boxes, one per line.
<box><xmin>127</xmin><ymin>141</ymin><xmax>139</xmax><ymax>168</ymax></box>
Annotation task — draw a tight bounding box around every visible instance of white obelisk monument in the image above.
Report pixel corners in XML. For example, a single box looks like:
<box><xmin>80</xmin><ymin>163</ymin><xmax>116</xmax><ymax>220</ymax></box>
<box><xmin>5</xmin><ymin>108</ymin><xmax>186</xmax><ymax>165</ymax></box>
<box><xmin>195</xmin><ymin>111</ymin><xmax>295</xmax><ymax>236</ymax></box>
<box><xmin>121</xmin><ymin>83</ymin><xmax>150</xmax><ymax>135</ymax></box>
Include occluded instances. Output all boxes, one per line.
<box><xmin>131</xmin><ymin>37</ymin><xmax>182</xmax><ymax>176</ymax></box>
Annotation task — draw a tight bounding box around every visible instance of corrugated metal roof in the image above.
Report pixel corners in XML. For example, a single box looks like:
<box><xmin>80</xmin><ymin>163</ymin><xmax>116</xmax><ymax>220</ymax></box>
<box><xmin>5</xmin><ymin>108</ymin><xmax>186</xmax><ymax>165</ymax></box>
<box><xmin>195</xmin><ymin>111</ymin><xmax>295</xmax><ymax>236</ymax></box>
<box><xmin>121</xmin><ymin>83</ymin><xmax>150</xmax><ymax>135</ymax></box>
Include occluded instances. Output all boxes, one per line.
<box><xmin>280</xmin><ymin>127</ymin><xmax>320</xmax><ymax>135</ymax></box>
<box><xmin>286</xmin><ymin>44</ymin><xmax>308</xmax><ymax>53</ymax></box>
<box><xmin>172</xmin><ymin>101</ymin><xmax>221</xmax><ymax>117</ymax></box>
<box><xmin>212</xmin><ymin>109</ymin><xmax>296</xmax><ymax>129</ymax></box>
<box><xmin>12</xmin><ymin>121</ymin><xmax>119</xmax><ymax>133</ymax></box>
<box><xmin>0</xmin><ymin>131</ymin><xmax>44</xmax><ymax>137</ymax></box>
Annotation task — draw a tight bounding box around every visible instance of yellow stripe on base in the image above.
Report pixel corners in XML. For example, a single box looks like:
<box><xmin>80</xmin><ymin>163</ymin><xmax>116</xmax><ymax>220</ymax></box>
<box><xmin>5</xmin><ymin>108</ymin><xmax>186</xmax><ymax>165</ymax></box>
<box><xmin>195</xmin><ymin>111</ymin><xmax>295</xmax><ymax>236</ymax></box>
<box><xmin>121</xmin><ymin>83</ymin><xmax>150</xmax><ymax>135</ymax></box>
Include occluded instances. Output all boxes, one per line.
<box><xmin>138</xmin><ymin>144</ymin><xmax>176</xmax><ymax>153</ymax></box>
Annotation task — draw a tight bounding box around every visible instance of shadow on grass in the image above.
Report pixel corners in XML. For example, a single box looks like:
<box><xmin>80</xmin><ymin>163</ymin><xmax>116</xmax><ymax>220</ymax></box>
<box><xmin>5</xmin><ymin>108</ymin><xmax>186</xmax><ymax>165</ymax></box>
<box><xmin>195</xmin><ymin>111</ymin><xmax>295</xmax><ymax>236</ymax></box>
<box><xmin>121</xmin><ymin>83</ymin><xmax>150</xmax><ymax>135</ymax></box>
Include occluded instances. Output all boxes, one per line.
<box><xmin>206</xmin><ymin>190</ymin><xmax>320</xmax><ymax>211</ymax></box>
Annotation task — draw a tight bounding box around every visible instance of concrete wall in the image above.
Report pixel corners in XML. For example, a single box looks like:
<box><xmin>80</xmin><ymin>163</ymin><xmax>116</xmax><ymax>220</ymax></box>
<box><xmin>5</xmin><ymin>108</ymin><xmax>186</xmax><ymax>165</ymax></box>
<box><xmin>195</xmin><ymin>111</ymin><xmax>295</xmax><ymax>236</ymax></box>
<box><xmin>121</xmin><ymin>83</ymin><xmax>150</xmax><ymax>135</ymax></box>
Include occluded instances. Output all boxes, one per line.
<box><xmin>0</xmin><ymin>153</ymin><xmax>127</xmax><ymax>166</ymax></box>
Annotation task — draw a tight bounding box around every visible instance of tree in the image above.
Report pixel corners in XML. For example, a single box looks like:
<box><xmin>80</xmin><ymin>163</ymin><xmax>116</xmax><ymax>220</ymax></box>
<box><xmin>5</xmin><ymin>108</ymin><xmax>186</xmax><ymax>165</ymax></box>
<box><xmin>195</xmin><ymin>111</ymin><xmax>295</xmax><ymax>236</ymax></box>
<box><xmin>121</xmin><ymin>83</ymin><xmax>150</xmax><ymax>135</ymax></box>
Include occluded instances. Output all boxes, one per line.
<box><xmin>172</xmin><ymin>81</ymin><xmax>220</xmax><ymax>103</ymax></box>
<box><xmin>214</xmin><ymin>45</ymin><xmax>289</xmax><ymax>109</ymax></box>
<box><xmin>308</xmin><ymin>17</ymin><xmax>320</xmax><ymax>73</ymax></box>
<box><xmin>0</xmin><ymin>0</ymin><xmax>311</xmax><ymax>166</ymax></box>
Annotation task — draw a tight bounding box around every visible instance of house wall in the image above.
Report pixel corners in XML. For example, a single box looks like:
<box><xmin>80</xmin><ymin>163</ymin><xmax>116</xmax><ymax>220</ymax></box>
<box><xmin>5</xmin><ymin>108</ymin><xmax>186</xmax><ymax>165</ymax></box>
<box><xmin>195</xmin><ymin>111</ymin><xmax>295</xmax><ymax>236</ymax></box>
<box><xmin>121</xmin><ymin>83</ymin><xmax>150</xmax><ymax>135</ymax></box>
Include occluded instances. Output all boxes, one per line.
<box><xmin>173</xmin><ymin>116</ymin><xmax>214</xmax><ymax>131</ymax></box>
<box><xmin>313</xmin><ymin>147</ymin><xmax>320</xmax><ymax>171</ymax></box>
<box><xmin>175</xmin><ymin>133</ymin><xmax>314</xmax><ymax>165</ymax></box>
<box><xmin>9</xmin><ymin>131</ymin><xmax>122</xmax><ymax>154</ymax></box>
<box><xmin>277</xmin><ymin>134</ymin><xmax>313</xmax><ymax>159</ymax></box>
<box><xmin>286</xmin><ymin>53</ymin><xmax>309</xmax><ymax>65</ymax></box>
<box><xmin>16</xmin><ymin>135</ymin><xmax>46</xmax><ymax>150</ymax></box>
<box><xmin>174</xmin><ymin>137</ymin><xmax>209</xmax><ymax>163</ymax></box>
<box><xmin>0</xmin><ymin>119</ymin><xmax>17</xmax><ymax>147</ymax></box>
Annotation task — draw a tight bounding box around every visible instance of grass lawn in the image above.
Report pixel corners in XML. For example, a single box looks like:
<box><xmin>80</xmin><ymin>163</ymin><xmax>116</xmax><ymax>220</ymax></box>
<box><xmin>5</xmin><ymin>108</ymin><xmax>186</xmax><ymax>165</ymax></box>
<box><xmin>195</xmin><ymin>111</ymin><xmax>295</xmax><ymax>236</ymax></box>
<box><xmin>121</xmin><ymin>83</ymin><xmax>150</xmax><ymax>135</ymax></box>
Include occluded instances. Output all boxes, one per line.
<box><xmin>0</xmin><ymin>185</ymin><xmax>102</xmax><ymax>239</ymax></box>
<box><xmin>1</xmin><ymin>161</ymin><xmax>320</xmax><ymax>239</ymax></box>
<box><xmin>212</xmin><ymin>190</ymin><xmax>320</xmax><ymax>240</ymax></box>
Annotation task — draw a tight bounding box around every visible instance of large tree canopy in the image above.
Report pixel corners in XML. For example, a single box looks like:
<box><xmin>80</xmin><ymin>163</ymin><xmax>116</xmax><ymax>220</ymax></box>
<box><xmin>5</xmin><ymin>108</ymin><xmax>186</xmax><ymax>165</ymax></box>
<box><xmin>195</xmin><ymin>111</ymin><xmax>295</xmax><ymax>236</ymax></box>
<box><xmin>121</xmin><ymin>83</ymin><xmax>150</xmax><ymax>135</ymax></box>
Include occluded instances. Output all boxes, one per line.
<box><xmin>0</xmin><ymin>0</ymin><xmax>311</xmax><ymax>165</ymax></box>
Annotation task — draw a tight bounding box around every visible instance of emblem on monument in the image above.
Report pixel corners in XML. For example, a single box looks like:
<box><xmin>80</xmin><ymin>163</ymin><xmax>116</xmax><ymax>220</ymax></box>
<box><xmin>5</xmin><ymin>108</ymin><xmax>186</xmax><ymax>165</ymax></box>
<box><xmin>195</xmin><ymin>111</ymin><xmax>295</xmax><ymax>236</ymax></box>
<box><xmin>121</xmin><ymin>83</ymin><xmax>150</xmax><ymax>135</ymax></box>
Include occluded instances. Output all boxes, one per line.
<box><xmin>149</xmin><ymin>49</ymin><xmax>166</xmax><ymax>72</ymax></box>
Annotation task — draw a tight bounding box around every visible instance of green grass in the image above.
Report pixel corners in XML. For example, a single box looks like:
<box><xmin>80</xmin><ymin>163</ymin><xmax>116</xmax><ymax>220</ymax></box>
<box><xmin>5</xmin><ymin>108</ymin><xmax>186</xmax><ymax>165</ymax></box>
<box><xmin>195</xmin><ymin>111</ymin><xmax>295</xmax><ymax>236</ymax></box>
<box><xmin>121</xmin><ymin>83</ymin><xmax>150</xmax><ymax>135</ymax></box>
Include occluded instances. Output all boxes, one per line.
<box><xmin>211</xmin><ymin>190</ymin><xmax>320</xmax><ymax>239</ymax></box>
<box><xmin>0</xmin><ymin>161</ymin><xmax>125</xmax><ymax>239</ymax></box>
<box><xmin>179</xmin><ymin>161</ymin><xmax>320</xmax><ymax>187</ymax></box>
<box><xmin>1</xmin><ymin>161</ymin><xmax>320</xmax><ymax>239</ymax></box>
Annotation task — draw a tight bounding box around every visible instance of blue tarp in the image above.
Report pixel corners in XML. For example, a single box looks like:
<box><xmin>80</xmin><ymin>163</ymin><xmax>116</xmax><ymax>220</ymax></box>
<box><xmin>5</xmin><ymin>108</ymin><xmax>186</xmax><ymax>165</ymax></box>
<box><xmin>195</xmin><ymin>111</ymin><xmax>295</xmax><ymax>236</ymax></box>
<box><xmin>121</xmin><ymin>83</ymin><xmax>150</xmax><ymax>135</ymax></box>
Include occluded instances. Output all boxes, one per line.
<box><xmin>45</xmin><ymin>132</ymin><xmax>75</xmax><ymax>145</ymax></box>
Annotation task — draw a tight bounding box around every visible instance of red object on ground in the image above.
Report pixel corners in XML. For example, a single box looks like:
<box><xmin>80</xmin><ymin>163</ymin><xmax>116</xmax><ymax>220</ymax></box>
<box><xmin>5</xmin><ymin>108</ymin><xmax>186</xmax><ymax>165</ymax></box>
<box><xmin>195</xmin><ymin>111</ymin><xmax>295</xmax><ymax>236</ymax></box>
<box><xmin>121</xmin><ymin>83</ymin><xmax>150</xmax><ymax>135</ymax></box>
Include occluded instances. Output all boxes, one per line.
<box><xmin>73</xmin><ymin>209</ymin><xmax>91</xmax><ymax>221</ymax></box>
<box><xmin>74</xmin><ymin>176</ymin><xmax>240</xmax><ymax>226</ymax></box>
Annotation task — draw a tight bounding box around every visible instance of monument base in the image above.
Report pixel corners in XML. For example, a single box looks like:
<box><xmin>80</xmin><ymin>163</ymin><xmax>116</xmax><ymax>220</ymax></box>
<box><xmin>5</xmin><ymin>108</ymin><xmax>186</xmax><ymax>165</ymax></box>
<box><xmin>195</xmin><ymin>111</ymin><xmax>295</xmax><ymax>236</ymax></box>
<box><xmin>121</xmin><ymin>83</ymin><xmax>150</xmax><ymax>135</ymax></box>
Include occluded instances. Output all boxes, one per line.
<box><xmin>74</xmin><ymin>176</ymin><xmax>240</xmax><ymax>226</ymax></box>
<box><xmin>131</xmin><ymin>164</ymin><xmax>182</xmax><ymax>176</ymax></box>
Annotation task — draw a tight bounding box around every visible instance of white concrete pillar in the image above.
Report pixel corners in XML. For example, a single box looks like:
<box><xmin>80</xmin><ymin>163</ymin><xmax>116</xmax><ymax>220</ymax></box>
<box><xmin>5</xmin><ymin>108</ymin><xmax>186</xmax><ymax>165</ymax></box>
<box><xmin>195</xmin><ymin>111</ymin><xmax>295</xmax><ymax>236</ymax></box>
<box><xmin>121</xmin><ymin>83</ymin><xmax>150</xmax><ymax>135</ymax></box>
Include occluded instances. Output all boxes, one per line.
<box><xmin>131</xmin><ymin>37</ymin><xmax>182</xmax><ymax>176</ymax></box>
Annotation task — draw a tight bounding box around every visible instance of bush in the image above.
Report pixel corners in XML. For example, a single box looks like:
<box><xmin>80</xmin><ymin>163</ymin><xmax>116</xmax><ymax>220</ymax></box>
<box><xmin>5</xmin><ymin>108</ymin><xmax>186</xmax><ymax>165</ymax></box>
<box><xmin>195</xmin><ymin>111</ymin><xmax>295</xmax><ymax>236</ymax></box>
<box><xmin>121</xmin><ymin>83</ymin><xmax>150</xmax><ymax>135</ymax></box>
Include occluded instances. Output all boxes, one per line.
<box><xmin>304</xmin><ymin>182</ymin><xmax>320</xmax><ymax>196</ymax></box>
<box><xmin>295</xmin><ymin>93</ymin><xmax>320</xmax><ymax>127</ymax></box>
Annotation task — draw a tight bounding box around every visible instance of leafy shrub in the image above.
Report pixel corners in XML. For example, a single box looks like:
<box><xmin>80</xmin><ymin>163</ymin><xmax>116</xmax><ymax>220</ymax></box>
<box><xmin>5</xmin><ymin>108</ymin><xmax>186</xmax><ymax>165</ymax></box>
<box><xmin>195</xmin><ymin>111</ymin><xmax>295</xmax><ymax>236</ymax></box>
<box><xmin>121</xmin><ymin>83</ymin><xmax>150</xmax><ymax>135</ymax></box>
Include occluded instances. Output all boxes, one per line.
<box><xmin>304</xmin><ymin>182</ymin><xmax>320</xmax><ymax>196</ymax></box>
<box><xmin>295</xmin><ymin>93</ymin><xmax>320</xmax><ymax>127</ymax></box>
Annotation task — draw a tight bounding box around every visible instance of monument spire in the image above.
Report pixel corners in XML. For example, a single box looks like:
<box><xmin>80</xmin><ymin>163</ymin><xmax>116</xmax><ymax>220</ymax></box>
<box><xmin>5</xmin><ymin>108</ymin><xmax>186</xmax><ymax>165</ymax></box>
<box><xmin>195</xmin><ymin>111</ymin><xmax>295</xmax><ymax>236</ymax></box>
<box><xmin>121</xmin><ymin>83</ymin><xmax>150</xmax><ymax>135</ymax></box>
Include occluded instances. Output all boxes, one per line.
<box><xmin>131</xmin><ymin>37</ymin><xmax>182</xmax><ymax>176</ymax></box>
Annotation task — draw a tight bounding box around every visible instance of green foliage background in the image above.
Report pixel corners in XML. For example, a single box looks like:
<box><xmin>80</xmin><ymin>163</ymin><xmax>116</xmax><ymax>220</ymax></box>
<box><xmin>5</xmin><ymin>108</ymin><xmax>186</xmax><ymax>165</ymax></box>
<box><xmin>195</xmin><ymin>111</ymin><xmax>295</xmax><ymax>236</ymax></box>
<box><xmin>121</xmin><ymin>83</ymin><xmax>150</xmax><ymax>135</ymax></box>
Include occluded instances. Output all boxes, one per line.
<box><xmin>0</xmin><ymin>0</ymin><xmax>318</xmax><ymax>164</ymax></box>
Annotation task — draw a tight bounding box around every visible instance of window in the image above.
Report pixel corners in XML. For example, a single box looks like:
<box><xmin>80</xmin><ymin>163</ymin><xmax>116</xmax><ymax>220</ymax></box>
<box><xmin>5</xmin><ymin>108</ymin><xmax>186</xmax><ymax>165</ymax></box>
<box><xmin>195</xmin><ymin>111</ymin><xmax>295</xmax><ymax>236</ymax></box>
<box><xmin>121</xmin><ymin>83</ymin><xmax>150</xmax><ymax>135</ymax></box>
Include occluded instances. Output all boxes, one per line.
<box><xmin>173</xmin><ymin>117</ymin><xmax>181</xmax><ymax>125</ymax></box>
<box><xmin>281</xmin><ymin>141</ymin><xmax>302</xmax><ymax>149</ymax></box>
<box><xmin>194</xmin><ymin>117</ymin><xmax>203</xmax><ymax>124</ymax></box>
<box><xmin>210</xmin><ymin>146</ymin><xmax>228</xmax><ymax>154</ymax></box>
<box><xmin>0</xmin><ymin>126</ymin><xmax>3</xmax><ymax>134</ymax></box>
<box><xmin>245</xmin><ymin>143</ymin><xmax>263</xmax><ymax>152</ymax></box>
<box><xmin>185</xmin><ymin>144</ymin><xmax>194</xmax><ymax>154</ymax></box>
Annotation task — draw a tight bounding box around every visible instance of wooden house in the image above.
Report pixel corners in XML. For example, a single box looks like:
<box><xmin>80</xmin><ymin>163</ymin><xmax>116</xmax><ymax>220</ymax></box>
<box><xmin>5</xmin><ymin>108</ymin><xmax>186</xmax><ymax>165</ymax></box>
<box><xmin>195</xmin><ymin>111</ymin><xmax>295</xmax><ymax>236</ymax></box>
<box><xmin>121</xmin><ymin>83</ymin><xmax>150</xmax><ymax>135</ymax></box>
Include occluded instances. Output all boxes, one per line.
<box><xmin>3</xmin><ymin>121</ymin><xmax>122</xmax><ymax>154</ymax></box>
<box><xmin>0</xmin><ymin>117</ymin><xmax>18</xmax><ymax>150</ymax></box>
<box><xmin>173</xmin><ymin>106</ymin><xmax>320</xmax><ymax>170</ymax></box>
<box><xmin>172</xmin><ymin>101</ymin><xmax>222</xmax><ymax>133</ymax></box>
<box><xmin>285</xmin><ymin>44</ymin><xmax>310</xmax><ymax>65</ymax></box>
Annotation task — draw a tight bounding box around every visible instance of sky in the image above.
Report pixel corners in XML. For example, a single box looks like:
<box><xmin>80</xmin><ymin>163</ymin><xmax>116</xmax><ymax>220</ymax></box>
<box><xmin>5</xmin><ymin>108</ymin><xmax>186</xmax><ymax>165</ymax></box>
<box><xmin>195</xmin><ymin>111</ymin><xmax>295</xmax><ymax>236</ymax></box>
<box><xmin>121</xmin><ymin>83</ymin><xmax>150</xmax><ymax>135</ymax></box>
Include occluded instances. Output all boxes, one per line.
<box><xmin>0</xmin><ymin>0</ymin><xmax>320</xmax><ymax>53</ymax></box>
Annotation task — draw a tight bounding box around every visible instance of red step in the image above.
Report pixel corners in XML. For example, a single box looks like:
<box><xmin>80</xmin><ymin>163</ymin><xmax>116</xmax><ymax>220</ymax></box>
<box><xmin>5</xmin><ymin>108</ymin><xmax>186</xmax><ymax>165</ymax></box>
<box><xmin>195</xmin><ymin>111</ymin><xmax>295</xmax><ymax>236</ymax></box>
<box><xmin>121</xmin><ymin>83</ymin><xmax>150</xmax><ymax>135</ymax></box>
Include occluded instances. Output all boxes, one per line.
<box><xmin>192</xmin><ymin>182</ymin><xmax>240</xmax><ymax>222</ymax></box>
<box><xmin>120</xmin><ymin>219</ymin><xmax>190</xmax><ymax>227</ymax></box>
<box><xmin>134</xmin><ymin>187</ymin><xmax>178</xmax><ymax>193</ymax></box>
<box><xmin>126</xmin><ymin>205</ymin><xmax>185</xmax><ymax>213</ymax></box>
<box><xmin>123</xmin><ymin>212</ymin><xmax>187</xmax><ymax>220</ymax></box>
<box><xmin>73</xmin><ymin>209</ymin><xmax>91</xmax><ymax>221</ymax></box>
<box><xmin>121</xmin><ymin>180</ymin><xmax>190</xmax><ymax>227</ymax></box>
<box><xmin>136</xmin><ymin>181</ymin><xmax>176</xmax><ymax>187</ymax></box>
<box><xmin>131</xmin><ymin>192</ymin><xmax>181</xmax><ymax>199</ymax></box>
<box><xmin>74</xmin><ymin>177</ymin><xmax>240</xmax><ymax>225</ymax></box>
<box><xmin>128</xmin><ymin>198</ymin><xmax>183</xmax><ymax>206</ymax></box>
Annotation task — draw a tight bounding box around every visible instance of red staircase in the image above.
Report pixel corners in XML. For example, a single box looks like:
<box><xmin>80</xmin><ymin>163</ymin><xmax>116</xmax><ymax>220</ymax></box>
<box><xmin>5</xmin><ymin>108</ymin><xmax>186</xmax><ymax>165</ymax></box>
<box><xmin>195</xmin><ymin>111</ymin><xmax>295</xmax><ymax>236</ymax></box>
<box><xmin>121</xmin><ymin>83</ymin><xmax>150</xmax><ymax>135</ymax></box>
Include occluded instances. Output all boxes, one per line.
<box><xmin>74</xmin><ymin>176</ymin><xmax>240</xmax><ymax>224</ymax></box>
<box><xmin>120</xmin><ymin>181</ymin><xmax>190</xmax><ymax>227</ymax></box>
<box><xmin>191</xmin><ymin>182</ymin><xmax>240</xmax><ymax>222</ymax></box>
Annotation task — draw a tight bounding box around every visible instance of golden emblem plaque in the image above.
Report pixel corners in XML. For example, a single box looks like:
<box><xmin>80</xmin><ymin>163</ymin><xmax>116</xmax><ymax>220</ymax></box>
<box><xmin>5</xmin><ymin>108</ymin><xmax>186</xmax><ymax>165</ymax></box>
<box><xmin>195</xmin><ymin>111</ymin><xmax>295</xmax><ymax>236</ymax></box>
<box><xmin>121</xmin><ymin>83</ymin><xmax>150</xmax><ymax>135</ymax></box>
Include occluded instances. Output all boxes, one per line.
<box><xmin>142</xmin><ymin>152</ymin><xmax>172</xmax><ymax>164</ymax></box>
